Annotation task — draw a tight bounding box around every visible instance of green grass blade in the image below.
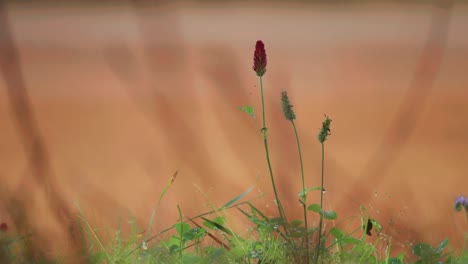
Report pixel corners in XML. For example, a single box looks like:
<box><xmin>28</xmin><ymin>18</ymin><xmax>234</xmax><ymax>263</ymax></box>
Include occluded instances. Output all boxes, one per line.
<box><xmin>201</xmin><ymin>217</ymin><xmax>234</xmax><ymax>236</ymax></box>
<box><xmin>236</xmin><ymin>207</ymin><xmax>253</xmax><ymax>219</ymax></box>
<box><xmin>74</xmin><ymin>201</ymin><xmax>110</xmax><ymax>261</ymax></box>
<box><xmin>220</xmin><ymin>184</ymin><xmax>255</xmax><ymax>210</ymax></box>
<box><xmin>146</xmin><ymin>170</ymin><xmax>178</xmax><ymax>241</ymax></box>
<box><xmin>247</xmin><ymin>202</ymin><xmax>269</xmax><ymax>221</ymax></box>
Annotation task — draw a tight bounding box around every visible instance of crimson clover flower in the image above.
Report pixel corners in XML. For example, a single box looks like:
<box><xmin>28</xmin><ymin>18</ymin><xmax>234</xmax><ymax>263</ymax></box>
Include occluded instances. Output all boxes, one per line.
<box><xmin>253</xmin><ymin>40</ymin><xmax>267</xmax><ymax>77</ymax></box>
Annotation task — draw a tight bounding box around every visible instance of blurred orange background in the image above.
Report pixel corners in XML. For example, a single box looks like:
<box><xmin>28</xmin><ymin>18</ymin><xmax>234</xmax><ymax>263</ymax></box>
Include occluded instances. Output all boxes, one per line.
<box><xmin>0</xmin><ymin>0</ymin><xmax>467</xmax><ymax>258</ymax></box>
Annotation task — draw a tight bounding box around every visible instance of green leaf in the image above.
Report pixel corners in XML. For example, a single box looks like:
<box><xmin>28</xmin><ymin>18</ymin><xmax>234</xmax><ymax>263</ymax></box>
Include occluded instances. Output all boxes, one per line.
<box><xmin>370</xmin><ymin>219</ymin><xmax>382</xmax><ymax>233</ymax></box>
<box><xmin>323</xmin><ymin>210</ymin><xmax>337</xmax><ymax>220</ymax></box>
<box><xmin>220</xmin><ymin>185</ymin><xmax>255</xmax><ymax>210</ymax></box>
<box><xmin>167</xmin><ymin>236</ymin><xmax>181</xmax><ymax>248</ymax></box>
<box><xmin>412</xmin><ymin>243</ymin><xmax>435</xmax><ymax>258</ymax></box>
<box><xmin>298</xmin><ymin>189</ymin><xmax>307</xmax><ymax>202</ymax></box>
<box><xmin>308</xmin><ymin>186</ymin><xmax>325</xmax><ymax>192</ymax></box>
<box><xmin>88</xmin><ymin>252</ymin><xmax>108</xmax><ymax>264</ymax></box>
<box><xmin>183</xmin><ymin>227</ymin><xmax>206</xmax><ymax>241</ymax></box>
<box><xmin>289</xmin><ymin>226</ymin><xmax>307</xmax><ymax>238</ymax></box>
<box><xmin>289</xmin><ymin>219</ymin><xmax>303</xmax><ymax>228</ymax></box>
<box><xmin>341</xmin><ymin>236</ymin><xmax>361</xmax><ymax>245</ymax></box>
<box><xmin>182</xmin><ymin>254</ymin><xmax>203</xmax><ymax>264</ymax></box>
<box><xmin>201</xmin><ymin>217</ymin><xmax>233</xmax><ymax>236</ymax></box>
<box><xmin>330</xmin><ymin>227</ymin><xmax>344</xmax><ymax>239</ymax></box>
<box><xmin>174</xmin><ymin>222</ymin><xmax>190</xmax><ymax>237</ymax></box>
<box><xmin>225</xmin><ymin>246</ymin><xmax>246</xmax><ymax>260</ymax></box>
<box><xmin>270</xmin><ymin>217</ymin><xmax>284</xmax><ymax>226</ymax></box>
<box><xmin>238</xmin><ymin>105</ymin><xmax>255</xmax><ymax>118</ymax></box>
<box><xmin>202</xmin><ymin>219</ymin><xmax>216</xmax><ymax>230</ymax></box>
<box><xmin>387</xmin><ymin>257</ymin><xmax>403</xmax><ymax>264</ymax></box>
<box><xmin>307</xmin><ymin>204</ymin><xmax>322</xmax><ymax>213</ymax></box>
<box><xmin>434</xmin><ymin>238</ymin><xmax>449</xmax><ymax>254</ymax></box>
<box><xmin>213</xmin><ymin>216</ymin><xmax>226</xmax><ymax>225</ymax></box>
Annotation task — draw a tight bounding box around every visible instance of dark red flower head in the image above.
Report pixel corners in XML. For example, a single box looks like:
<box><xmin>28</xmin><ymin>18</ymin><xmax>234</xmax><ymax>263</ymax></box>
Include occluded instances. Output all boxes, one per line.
<box><xmin>253</xmin><ymin>40</ymin><xmax>267</xmax><ymax>77</ymax></box>
<box><xmin>0</xmin><ymin>222</ymin><xmax>7</xmax><ymax>233</ymax></box>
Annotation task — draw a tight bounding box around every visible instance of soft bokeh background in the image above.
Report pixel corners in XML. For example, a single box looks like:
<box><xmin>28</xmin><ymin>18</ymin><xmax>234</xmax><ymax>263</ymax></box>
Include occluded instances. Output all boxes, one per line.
<box><xmin>0</xmin><ymin>0</ymin><xmax>467</xmax><ymax>258</ymax></box>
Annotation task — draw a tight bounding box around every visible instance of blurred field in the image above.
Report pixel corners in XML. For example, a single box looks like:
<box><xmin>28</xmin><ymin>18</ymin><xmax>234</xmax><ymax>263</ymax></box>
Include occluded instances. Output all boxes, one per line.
<box><xmin>0</xmin><ymin>0</ymin><xmax>467</xmax><ymax>256</ymax></box>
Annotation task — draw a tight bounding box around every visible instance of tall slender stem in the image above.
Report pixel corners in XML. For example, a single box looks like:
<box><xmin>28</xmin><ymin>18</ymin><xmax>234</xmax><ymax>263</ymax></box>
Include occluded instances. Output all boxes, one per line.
<box><xmin>260</xmin><ymin>77</ymin><xmax>266</xmax><ymax>130</ymax></box>
<box><xmin>316</xmin><ymin>142</ymin><xmax>325</xmax><ymax>262</ymax></box>
<box><xmin>258</xmin><ymin>76</ymin><xmax>288</xmax><ymax>232</ymax></box>
<box><xmin>292</xmin><ymin>120</ymin><xmax>309</xmax><ymax>262</ymax></box>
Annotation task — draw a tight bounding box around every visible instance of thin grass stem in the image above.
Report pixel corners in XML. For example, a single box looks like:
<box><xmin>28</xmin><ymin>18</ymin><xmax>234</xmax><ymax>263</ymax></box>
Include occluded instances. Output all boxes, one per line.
<box><xmin>258</xmin><ymin>76</ymin><xmax>288</xmax><ymax>234</ymax></box>
<box><xmin>291</xmin><ymin>120</ymin><xmax>309</xmax><ymax>262</ymax></box>
<box><xmin>315</xmin><ymin>142</ymin><xmax>326</xmax><ymax>263</ymax></box>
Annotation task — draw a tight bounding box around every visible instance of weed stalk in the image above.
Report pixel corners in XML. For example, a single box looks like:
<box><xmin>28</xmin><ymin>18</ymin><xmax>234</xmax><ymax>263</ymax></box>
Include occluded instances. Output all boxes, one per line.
<box><xmin>281</xmin><ymin>90</ymin><xmax>309</xmax><ymax>261</ymax></box>
<box><xmin>315</xmin><ymin>115</ymin><xmax>332</xmax><ymax>263</ymax></box>
<box><xmin>253</xmin><ymin>41</ymin><xmax>288</xmax><ymax>232</ymax></box>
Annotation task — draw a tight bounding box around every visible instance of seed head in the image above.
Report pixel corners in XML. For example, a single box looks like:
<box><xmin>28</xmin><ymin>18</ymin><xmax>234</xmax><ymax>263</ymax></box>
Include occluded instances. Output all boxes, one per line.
<box><xmin>281</xmin><ymin>91</ymin><xmax>296</xmax><ymax>121</ymax></box>
<box><xmin>253</xmin><ymin>40</ymin><xmax>267</xmax><ymax>77</ymax></box>
<box><xmin>318</xmin><ymin>115</ymin><xmax>332</xmax><ymax>143</ymax></box>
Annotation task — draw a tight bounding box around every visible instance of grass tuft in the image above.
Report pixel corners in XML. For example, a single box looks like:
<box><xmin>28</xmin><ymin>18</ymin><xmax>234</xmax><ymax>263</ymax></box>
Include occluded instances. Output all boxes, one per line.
<box><xmin>1</xmin><ymin>40</ymin><xmax>467</xmax><ymax>264</ymax></box>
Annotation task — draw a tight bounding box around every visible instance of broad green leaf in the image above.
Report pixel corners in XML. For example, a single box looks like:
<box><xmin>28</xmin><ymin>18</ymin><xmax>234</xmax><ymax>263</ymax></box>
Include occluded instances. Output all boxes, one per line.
<box><xmin>341</xmin><ymin>236</ymin><xmax>361</xmax><ymax>245</ymax></box>
<box><xmin>412</xmin><ymin>243</ymin><xmax>434</xmax><ymax>258</ymax></box>
<box><xmin>289</xmin><ymin>226</ymin><xmax>307</xmax><ymax>238</ymax></box>
<box><xmin>213</xmin><ymin>216</ymin><xmax>226</xmax><ymax>225</ymax></box>
<box><xmin>205</xmin><ymin>247</ymin><xmax>227</xmax><ymax>262</ymax></box>
<box><xmin>202</xmin><ymin>219</ymin><xmax>217</xmax><ymax>230</ymax></box>
<box><xmin>323</xmin><ymin>210</ymin><xmax>337</xmax><ymax>220</ymax></box>
<box><xmin>169</xmin><ymin>244</ymin><xmax>179</xmax><ymax>253</ymax></box>
<box><xmin>225</xmin><ymin>246</ymin><xmax>246</xmax><ymax>260</ymax></box>
<box><xmin>238</xmin><ymin>105</ymin><xmax>255</xmax><ymax>118</ymax></box>
<box><xmin>270</xmin><ymin>217</ymin><xmax>284</xmax><ymax>225</ymax></box>
<box><xmin>330</xmin><ymin>227</ymin><xmax>345</xmax><ymax>239</ymax></box>
<box><xmin>88</xmin><ymin>252</ymin><xmax>108</xmax><ymax>264</ymax></box>
<box><xmin>387</xmin><ymin>257</ymin><xmax>403</xmax><ymax>264</ymax></box>
<box><xmin>434</xmin><ymin>238</ymin><xmax>449</xmax><ymax>254</ymax></box>
<box><xmin>183</xmin><ymin>227</ymin><xmax>205</xmax><ymax>241</ymax></box>
<box><xmin>289</xmin><ymin>219</ymin><xmax>303</xmax><ymax>228</ymax></box>
<box><xmin>182</xmin><ymin>254</ymin><xmax>203</xmax><ymax>264</ymax></box>
<box><xmin>167</xmin><ymin>235</ymin><xmax>181</xmax><ymax>248</ymax></box>
<box><xmin>307</xmin><ymin>204</ymin><xmax>322</xmax><ymax>213</ymax></box>
<box><xmin>174</xmin><ymin>222</ymin><xmax>190</xmax><ymax>237</ymax></box>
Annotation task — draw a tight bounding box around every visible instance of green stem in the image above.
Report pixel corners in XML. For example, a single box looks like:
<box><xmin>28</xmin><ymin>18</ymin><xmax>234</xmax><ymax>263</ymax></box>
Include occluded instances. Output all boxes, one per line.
<box><xmin>260</xmin><ymin>77</ymin><xmax>266</xmax><ymax>130</ymax></box>
<box><xmin>316</xmin><ymin>142</ymin><xmax>325</xmax><ymax>262</ymax></box>
<box><xmin>177</xmin><ymin>205</ymin><xmax>184</xmax><ymax>258</ymax></box>
<box><xmin>292</xmin><ymin>120</ymin><xmax>309</xmax><ymax>261</ymax></box>
<box><xmin>258</xmin><ymin>76</ymin><xmax>288</xmax><ymax>233</ymax></box>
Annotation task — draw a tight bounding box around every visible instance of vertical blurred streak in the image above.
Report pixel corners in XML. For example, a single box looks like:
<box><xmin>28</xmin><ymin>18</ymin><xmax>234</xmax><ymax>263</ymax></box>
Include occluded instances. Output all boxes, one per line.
<box><xmin>111</xmin><ymin>0</ymin><xmax>219</xmax><ymax>197</ymax></box>
<box><xmin>199</xmin><ymin>46</ymin><xmax>254</xmax><ymax>175</ymax></box>
<box><xmin>0</xmin><ymin>1</ymin><xmax>82</xmax><ymax>259</ymax></box>
<box><xmin>200</xmin><ymin>46</ymin><xmax>251</xmax><ymax>109</ymax></box>
<box><xmin>341</xmin><ymin>0</ymin><xmax>453</xmax><ymax>230</ymax></box>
